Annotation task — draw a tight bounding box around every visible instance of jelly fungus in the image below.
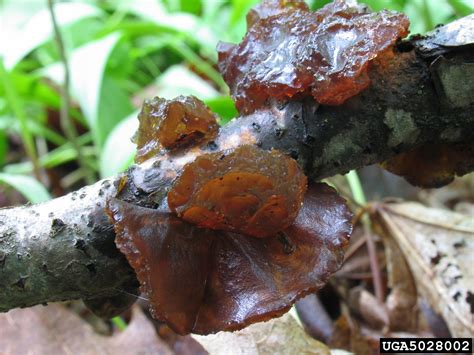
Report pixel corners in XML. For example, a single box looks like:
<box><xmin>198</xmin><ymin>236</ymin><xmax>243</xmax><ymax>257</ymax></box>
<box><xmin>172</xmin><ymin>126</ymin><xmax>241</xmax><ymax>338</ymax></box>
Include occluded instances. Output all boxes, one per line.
<box><xmin>381</xmin><ymin>142</ymin><xmax>474</xmax><ymax>188</ymax></box>
<box><xmin>107</xmin><ymin>183</ymin><xmax>352</xmax><ymax>335</ymax></box>
<box><xmin>134</xmin><ymin>95</ymin><xmax>219</xmax><ymax>163</ymax></box>
<box><xmin>218</xmin><ymin>0</ymin><xmax>410</xmax><ymax>113</ymax></box>
<box><xmin>167</xmin><ymin>145</ymin><xmax>308</xmax><ymax>238</ymax></box>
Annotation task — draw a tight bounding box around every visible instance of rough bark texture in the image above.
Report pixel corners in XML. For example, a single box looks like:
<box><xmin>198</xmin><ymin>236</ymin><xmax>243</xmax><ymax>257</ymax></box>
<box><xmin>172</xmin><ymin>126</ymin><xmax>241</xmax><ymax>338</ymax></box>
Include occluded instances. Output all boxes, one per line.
<box><xmin>0</xmin><ymin>179</ymin><xmax>140</xmax><ymax>314</ymax></box>
<box><xmin>0</xmin><ymin>16</ymin><xmax>473</xmax><ymax>314</ymax></box>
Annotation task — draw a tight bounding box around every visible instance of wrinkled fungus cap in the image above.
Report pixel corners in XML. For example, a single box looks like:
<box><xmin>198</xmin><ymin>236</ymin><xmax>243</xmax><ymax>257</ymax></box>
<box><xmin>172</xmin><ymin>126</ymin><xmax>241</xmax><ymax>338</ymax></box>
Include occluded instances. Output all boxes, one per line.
<box><xmin>134</xmin><ymin>95</ymin><xmax>219</xmax><ymax>163</ymax></box>
<box><xmin>168</xmin><ymin>145</ymin><xmax>308</xmax><ymax>238</ymax></box>
<box><xmin>107</xmin><ymin>183</ymin><xmax>352</xmax><ymax>335</ymax></box>
<box><xmin>218</xmin><ymin>0</ymin><xmax>410</xmax><ymax>113</ymax></box>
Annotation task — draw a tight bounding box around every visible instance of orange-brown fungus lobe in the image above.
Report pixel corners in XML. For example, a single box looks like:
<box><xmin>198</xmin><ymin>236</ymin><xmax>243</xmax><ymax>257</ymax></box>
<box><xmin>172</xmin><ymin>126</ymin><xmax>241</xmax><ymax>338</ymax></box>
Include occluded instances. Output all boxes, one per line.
<box><xmin>168</xmin><ymin>145</ymin><xmax>307</xmax><ymax>238</ymax></box>
<box><xmin>107</xmin><ymin>183</ymin><xmax>352</xmax><ymax>335</ymax></box>
<box><xmin>381</xmin><ymin>142</ymin><xmax>474</xmax><ymax>188</ymax></box>
<box><xmin>218</xmin><ymin>0</ymin><xmax>410</xmax><ymax>114</ymax></box>
<box><xmin>133</xmin><ymin>95</ymin><xmax>219</xmax><ymax>163</ymax></box>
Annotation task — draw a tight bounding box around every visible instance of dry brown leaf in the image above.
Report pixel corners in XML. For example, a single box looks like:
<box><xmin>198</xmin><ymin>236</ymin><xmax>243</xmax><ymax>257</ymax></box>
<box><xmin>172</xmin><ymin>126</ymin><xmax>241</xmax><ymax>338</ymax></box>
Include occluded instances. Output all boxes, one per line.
<box><xmin>192</xmin><ymin>312</ymin><xmax>331</xmax><ymax>355</ymax></box>
<box><xmin>418</xmin><ymin>175</ymin><xmax>474</xmax><ymax>213</ymax></box>
<box><xmin>348</xmin><ymin>287</ymin><xmax>389</xmax><ymax>330</ymax></box>
<box><xmin>373</xmin><ymin>202</ymin><xmax>474</xmax><ymax>337</ymax></box>
<box><xmin>0</xmin><ymin>304</ymin><xmax>173</xmax><ymax>355</ymax></box>
<box><xmin>329</xmin><ymin>314</ymin><xmax>377</xmax><ymax>355</ymax></box>
<box><xmin>372</xmin><ymin>216</ymin><xmax>419</xmax><ymax>332</ymax></box>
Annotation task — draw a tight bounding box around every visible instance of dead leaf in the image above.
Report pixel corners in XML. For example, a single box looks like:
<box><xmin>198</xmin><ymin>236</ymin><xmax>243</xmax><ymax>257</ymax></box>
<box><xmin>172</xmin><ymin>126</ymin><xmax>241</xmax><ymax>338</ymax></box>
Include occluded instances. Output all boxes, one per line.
<box><xmin>192</xmin><ymin>312</ymin><xmax>331</xmax><ymax>355</ymax></box>
<box><xmin>373</xmin><ymin>202</ymin><xmax>474</xmax><ymax>337</ymax></box>
<box><xmin>372</xmin><ymin>216</ymin><xmax>419</xmax><ymax>332</ymax></box>
<box><xmin>329</xmin><ymin>314</ymin><xmax>377</xmax><ymax>355</ymax></box>
<box><xmin>418</xmin><ymin>175</ymin><xmax>474</xmax><ymax>213</ymax></box>
<box><xmin>0</xmin><ymin>304</ymin><xmax>173</xmax><ymax>355</ymax></box>
<box><xmin>348</xmin><ymin>287</ymin><xmax>389</xmax><ymax>329</ymax></box>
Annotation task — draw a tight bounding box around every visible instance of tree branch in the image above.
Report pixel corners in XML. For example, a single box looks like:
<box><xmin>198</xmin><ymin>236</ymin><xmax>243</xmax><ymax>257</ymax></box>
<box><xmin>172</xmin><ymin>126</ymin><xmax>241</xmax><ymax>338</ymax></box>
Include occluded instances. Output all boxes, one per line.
<box><xmin>1</xmin><ymin>17</ymin><xmax>473</xmax><ymax>314</ymax></box>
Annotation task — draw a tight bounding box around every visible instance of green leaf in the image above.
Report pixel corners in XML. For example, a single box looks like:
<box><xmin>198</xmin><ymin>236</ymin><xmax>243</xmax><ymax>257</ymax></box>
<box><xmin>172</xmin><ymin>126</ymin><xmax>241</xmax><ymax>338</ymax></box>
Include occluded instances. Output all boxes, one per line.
<box><xmin>151</xmin><ymin>64</ymin><xmax>219</xmax><ymax>99</ymax></box>
<box><xmin>229</xmin><ymin>0</ymin><xmax>259</xmax><ymax>26</ymax></box>
<box><xmin>204</xmin><ymin>96</ymin><xmax>238</xmax><ymax>123</ymax></box>
<box><xmin>0</xmin><ymin>59</ymin><xmax>39</xmax><ymax>171</ymax></box>
<box><xmin>167</xmin><ymin>40</ymin><xmax>226</xmax><ymax>91</ymax></box>
<box><xmin>202</xmin><ymin>0</ymin><xmax>225</xmax><ymax>20</ymax></box>
<box><xmin>404</xmin><ymin>0</ymin><xmax>454</xmax><ymax>33</ymax></box>
<box><xmin>41</xmin><ymin>33</ymin><xmax>121</xmax><ymax>147</ymax></box>
<box><xmin>227</xmin><ymin>0</ymin><xmax>259</xmax><ymax>41</ymax></box>
<box><xmin>0</xmin><ymin>173</ymin><xmax>50</xmax><ymax>203</ymax></box>
<box><xmin>0</xmin><ymin>130</ymin><xmax>7</xmax><ymax>167</ymax></box>
<box><xmin>100</xmin><ymin>112</ymin><xmax>137</xmax><ymax>178</ymax></box>
<box><xmin>166</xmin><ymin>0</ymin><xmax>203</xmax><ymax>14</ymax></box>
<box><xmin>96</xmin><ymin>77</ymin><xmax>134</xmax><ymax>147</ymax></box>
<box><xmin>1</xmin><ymin>2</ymin><xmax>102</xmax><ymax>69</ymax></box>
<box><xmin>425</xmin><ymin>0</ymin><xmax>455</xmax><ymax>28</ymax></box>
<box><xmin>359</xmin><ymin>0</ymin><xmax>404</xmax><ymax>11</ymax></box>
<box><xmin>309</xmin><ymin>0</ymin><xmax>333</xmax><ymax>10</ymax></box>
<box><xmin>3</xmin><ymin>134</ymin><xmax>94</xmax><ymax>174</ymax></box>
<box><xmin>447</xmin><ymin>0</ymin><xmax>474</xmax><ymax>16</ymax></box>
<box><xmin>118</xmin><ymin>0</ymin><xmax>218</xmax><ymax>55</ymax></box>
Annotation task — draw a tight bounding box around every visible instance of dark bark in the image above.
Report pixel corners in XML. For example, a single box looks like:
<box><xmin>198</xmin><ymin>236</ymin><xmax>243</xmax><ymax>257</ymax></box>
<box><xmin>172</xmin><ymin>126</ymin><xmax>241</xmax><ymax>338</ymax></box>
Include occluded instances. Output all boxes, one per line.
<box><xmin>0</xmin><ymin>16</ymin><xmax>473</xmax><ymax>314</ymax></box>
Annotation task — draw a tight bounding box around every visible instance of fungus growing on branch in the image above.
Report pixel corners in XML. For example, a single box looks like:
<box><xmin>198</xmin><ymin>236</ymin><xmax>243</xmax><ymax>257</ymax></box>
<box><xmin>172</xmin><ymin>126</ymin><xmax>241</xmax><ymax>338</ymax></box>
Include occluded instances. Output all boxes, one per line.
<box><xmin>246</xmin><ymin>0</ymin><xmax>310</xmax><ymax>27</ymax></box>
<box><xmin>133</xmin><ymin>95</ymin><xmax>219</xmax><ymax>163</ymax></box>
<box><xmin>381</xmin><ymin>142</ymin><xmax>474</xmax><ymax>188</ymax></box>
<box><xmin>107</xmin><ymin>183</ymin><xmax>352</xmax><ymax>335</ymax></box>
<box><xmin>218</xmin><ymin>0</ymin><xmax>410</xmax><ymax>113</ymax></box>
<box><xmin>167</xmin><ymin>145</ymin><xmax>307</xmax><ymax>238</ymax></box>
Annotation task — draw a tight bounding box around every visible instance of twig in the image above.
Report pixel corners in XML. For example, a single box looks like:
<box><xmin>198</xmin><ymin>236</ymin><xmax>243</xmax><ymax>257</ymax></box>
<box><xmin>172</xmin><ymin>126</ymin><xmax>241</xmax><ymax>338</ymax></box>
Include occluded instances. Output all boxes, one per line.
<box><xmin>345</xmin><ymin>171</ymin><xmax>385</xmax><ymax>302</ymax></box>
<box><xmin>344</xmin><ymin>234</ymin><xmax>368</xmax><ymax>261</ymax></box>
<box><xmin>47</xmin><ymin>0</ymin><xmax>96</xmax><ymax>185</ymax></box>
<box><xmin>364</xmin><ymin>226</ymin><xmax>385</xmax><ymax>302</ymax></box>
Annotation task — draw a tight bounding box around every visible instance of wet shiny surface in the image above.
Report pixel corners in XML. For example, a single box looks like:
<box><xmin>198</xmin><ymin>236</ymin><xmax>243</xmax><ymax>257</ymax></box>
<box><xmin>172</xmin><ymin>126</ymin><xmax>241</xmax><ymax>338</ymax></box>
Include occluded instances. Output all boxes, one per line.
<box><xmin>167</xmin><ymin>145</ymin><xmax>307</xmax><ymax>238</ymax></box>
<box><xmin>107</xmin><ymin>183</ymin><xmax>352</xmax><ymax>335</ymax></box>
<box><xmin>218</xmin><ymin>0</ymin><xmax>409</xmax><ymax>113</ymax></box>
<box><xmin>134</xmin><ymin>96</ymin><xmax>218</xmax><ymax>163</ymax></box>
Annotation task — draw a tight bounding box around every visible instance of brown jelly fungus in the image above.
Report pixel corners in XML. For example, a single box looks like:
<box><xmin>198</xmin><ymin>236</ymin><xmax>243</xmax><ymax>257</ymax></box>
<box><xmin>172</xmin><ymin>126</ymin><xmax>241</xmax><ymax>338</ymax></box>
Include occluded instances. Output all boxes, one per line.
<box><xmin>167</xmin><ymin>145</ymin><xmax>308</xmax><ymax>238</ymax></box>
<box><xmin>218</xmin><ymin>0</ymin><xmax>410</xmax><ymax>113</ymax></box>
<box><xmin>134</xmin><ymin>95</ymin><xmax>219</xmax><ymax>163</ymax></box>
<box><xmin>107</xmin><ymin>183</ymin><xmax>352</xmax><ymax>334</ymax></box>
<box><xmin>381</xmin><ymin>142</ymin><xmax>474</xmax><ymax>188</ymax></box>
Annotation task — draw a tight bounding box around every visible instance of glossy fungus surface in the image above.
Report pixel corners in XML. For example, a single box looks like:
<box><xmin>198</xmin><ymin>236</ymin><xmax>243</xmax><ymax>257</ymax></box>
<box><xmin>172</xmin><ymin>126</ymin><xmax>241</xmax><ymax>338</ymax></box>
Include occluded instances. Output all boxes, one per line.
<box><xmin>107</xmin><ymin>183</ymin><xmax>352</xmax><ymax>335</ymax></box>
<box><xmin>134</xmin><ymin>95</ymin><xmax>219</xmax><ymax>163</ymax></box>
<box><xmin>167</xmin><ymin>145</ymin><xmax>307</xmax><ymax>238</ymax></box>
<box><xmin>381</xmin><ymin>142</ymin><xmax>474</xmax><ymax>188</ymax></box>
<box><xmin>246</xmin><ymin>0</ymin><xmax>309</xmax><ymax>28</ymax></box>
<box><xmin>218</xmin><ymin>0</ymin><xmax>410</xmax><ymax>113</ymax></box>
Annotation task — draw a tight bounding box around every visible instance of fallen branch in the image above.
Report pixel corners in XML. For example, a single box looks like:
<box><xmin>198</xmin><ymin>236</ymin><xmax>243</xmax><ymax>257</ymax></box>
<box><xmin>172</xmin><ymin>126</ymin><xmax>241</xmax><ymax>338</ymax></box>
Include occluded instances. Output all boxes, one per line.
<box><xmin>0</xmin><ymin>16</ymin><xmax>473</xmax><ymax>314</ymax></box>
